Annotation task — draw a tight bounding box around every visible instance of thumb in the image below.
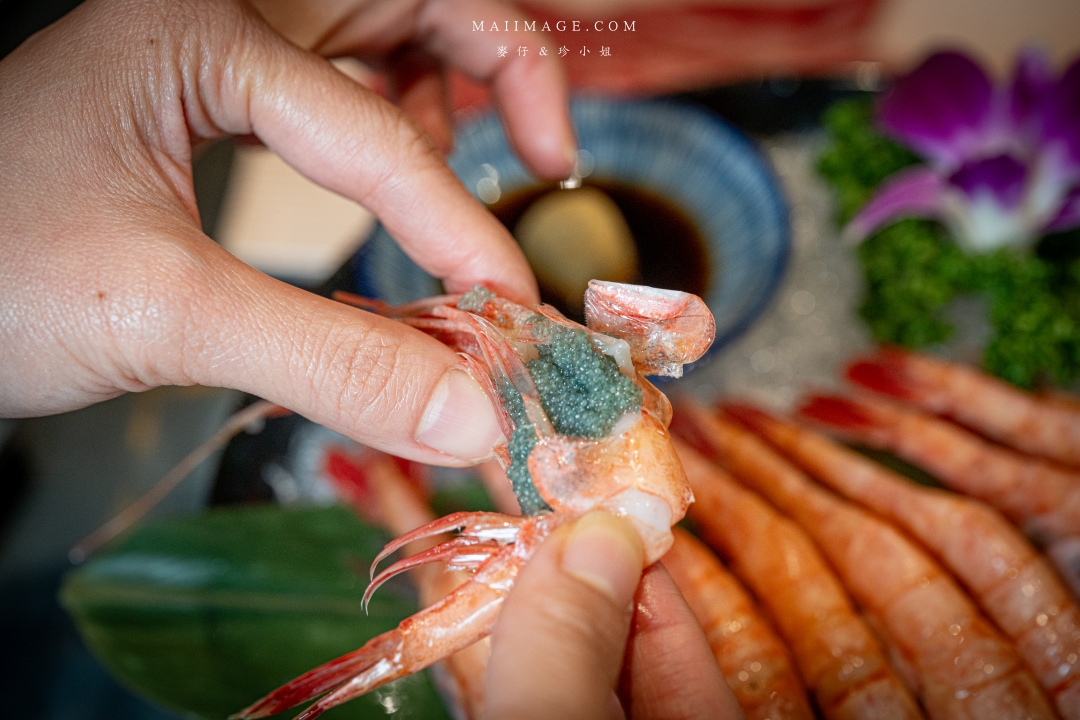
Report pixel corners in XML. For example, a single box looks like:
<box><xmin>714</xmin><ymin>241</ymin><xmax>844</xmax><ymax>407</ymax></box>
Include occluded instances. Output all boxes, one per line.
<box><xmin>176</xmin><ymin>245</ymin><xmax>503</xmax><ymax>465</ymax></box>
<box><xmin>484</xmin><ymin>511</ymin><xmax>645</xmax><ymax>720</ymax></box>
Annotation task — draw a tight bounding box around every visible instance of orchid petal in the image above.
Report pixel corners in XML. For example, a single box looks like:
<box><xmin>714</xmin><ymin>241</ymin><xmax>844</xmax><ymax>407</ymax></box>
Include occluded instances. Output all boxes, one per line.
<box><xmin>947</xmin><ymin>192</ymin><xmax>1034</xmax><ymax>252</ymax></box>
<box><xmin>844</xmin><ymin>167</ymin><xmax>946</xmax><ymax>243</ymax></box>
<box><xmin>1008</xmin><ymin>48</ymin><xmax>1055</xmax><ymax>137</ymax></box>
<box><xmin>1046</xmin><ymin>185</ymin><xmax>1080</xmax><ymax>233</ymax></box>
<box><xmin>947</xmin><ymin>154</ymin><xmax>1028</xmax><ymax>209</ymax></box>
<box><xmin>877</xmin><ymin>52</ymin><xmax>994</xmax><ymax>166</ymax></box>
<box><xmin>1041</xmin><ymin>58</ymin><xmax>1080</xmax><ymax>180</ymax></box>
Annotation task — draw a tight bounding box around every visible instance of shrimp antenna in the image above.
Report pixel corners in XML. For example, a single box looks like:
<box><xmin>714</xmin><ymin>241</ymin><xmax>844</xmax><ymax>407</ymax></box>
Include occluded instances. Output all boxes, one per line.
<box><xmin>69</xmin><ymin>399</ymin><xmax>283</xmax><ymax>563</ymax></box>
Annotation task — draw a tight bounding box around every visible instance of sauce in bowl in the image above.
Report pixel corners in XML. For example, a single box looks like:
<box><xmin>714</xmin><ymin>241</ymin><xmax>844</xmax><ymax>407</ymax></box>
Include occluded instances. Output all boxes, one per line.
<box><xmin>491</xmin><ymin>180</ymin><xmax>712</xmax><ymax>323</ymax></box>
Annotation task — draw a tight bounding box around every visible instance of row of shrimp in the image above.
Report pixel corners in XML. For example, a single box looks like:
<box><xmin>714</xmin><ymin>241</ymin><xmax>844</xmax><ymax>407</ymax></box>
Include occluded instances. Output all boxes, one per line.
<box><xmin>664</xmin><ymin>346</ymin><xmax>1080</xmax><ymax>720</ymax></box>
<box><xmin>802</xmin><ymin>348</ymin><xmax>1080</xmax><ymax>596</ymax></box>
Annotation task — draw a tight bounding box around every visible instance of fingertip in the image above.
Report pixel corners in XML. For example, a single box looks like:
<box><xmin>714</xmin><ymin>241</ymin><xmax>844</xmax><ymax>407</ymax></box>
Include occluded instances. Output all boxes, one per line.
<box><xmin>618</xmin><ymin>563</ymin><xmax>744</xmax><ymax>720</ymax></box>
<box><xmin>561</xmin><ymin>511</ymin><xmax>645</xmax><ymax>608</ymax></box>
<box><xmin>494</xmin><ymin>91</ymin><xmax>577</xmax><ymax>181</ymax></box>
<box><xmin>490</xmin><ymin>53</ymin><xmax>576</xmax><ymax>181</ymax></box>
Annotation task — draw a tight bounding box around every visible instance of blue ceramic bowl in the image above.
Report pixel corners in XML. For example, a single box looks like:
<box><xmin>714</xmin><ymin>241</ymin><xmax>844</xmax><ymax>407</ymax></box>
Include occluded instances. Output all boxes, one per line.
<box><xmin>353</xmin><ymin>96</ymin><xmax>789</xmax><ymax>370</ymax></box>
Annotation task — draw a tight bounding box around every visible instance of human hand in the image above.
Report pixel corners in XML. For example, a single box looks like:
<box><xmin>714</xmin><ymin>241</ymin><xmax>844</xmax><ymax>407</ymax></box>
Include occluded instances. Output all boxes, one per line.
<box><xmin>250</xmin><ymin>0</ymin><xmax>576</xmax><ymax>173</ymax></box>
<box><xmin>485</xmin><ymin>512</ymin><xmax>744</xmax><ymax>719</ymax></box>
<box><xmin>0</xmin><ymin>0</ymin><xmax>574</xmax><ymax>464</ymax></box>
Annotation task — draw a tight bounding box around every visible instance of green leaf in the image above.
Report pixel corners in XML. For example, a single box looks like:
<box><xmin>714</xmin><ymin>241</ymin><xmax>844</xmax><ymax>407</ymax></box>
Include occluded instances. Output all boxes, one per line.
<box><xmin>857</xmin><ymin>219</ymin><xmax>961</xmax><ymax>348</ymax></box>
<box><xmin>817</xmin><ymin>98</ymin><xmax>920</xmax><ymax>224</ymax></box>
<box><xmin>61</xmin><ymin>505</ymin><xmax>453</xmax><ymax>720</ymax></box>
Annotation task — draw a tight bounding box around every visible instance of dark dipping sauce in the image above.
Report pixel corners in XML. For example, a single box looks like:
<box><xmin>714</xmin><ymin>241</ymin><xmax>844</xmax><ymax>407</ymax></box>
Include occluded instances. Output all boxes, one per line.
<box><xmin>490</xmin><ymin>180</ymin><xmax>711</xmax><ymax>323</ymax></box>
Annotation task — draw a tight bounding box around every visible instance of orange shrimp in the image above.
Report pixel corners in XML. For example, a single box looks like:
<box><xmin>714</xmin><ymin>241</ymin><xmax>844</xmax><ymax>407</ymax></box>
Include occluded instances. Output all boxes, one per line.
<box><xmin>675</xmin><ymin>402</ymin><xmax>1056</xmax><ymax>719</ymax></box>
<box><xmin>322</xmin><ymin>448</ymin><xmax>490</xmax><ymax>719</ymax></box>
<box><xmin>663</xmin><ymin>527</ymin><xmax>814</xmax><ymax>720</ymax></box>
<box><xmin>724</xmin><ymin>402</ymin><xmax>1080</xmax><ymax>719</ymax></box>
<box><xmin>671</xmin><ymin>437</ymin><xmax>925</xmax><ymax>720</ymax></box>
<box><xmin>848</xmin><ymin>348</ymin><xmax>1080</xmax><ymax>469</ymax></box>
<box><xmin>799</xmin><ymin>393</ymin><xmax>1080</xmax><ymax>547</ymax></box>
<box><xmin>234</xmin><ymin>281</ymin><xmax>711</xmax><ymax>720</ymax></box>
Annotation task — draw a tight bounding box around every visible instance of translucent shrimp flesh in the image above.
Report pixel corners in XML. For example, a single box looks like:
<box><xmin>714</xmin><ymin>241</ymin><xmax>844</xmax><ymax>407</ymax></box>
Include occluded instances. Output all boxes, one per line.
<box><xmin>799</xmin><ymin>394</ymin><xmax>1080</xmax><ymax>548</ymax></box>
<box><xmin>674</xmin><ymin>402</ymin><xmax>1055</xmax><ymax>720</ymax></box>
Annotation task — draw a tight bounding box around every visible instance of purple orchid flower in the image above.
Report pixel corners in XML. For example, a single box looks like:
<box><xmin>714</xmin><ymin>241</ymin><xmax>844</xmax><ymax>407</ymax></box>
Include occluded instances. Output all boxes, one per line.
<box><xmin>846</xmin><ymin>50</ymin><xmax>1080</xmax><ymax>252</ymax></box>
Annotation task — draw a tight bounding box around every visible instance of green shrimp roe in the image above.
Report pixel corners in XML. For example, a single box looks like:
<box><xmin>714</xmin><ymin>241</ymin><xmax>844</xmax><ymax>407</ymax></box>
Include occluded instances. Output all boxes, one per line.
<box><xmin>457</xmin><ymin>285</ymin><xmax>496</xmax><ymax>312</ymax></box>
<box><xmin>498</xmin><ymin>377</ymin><xmax>551</xmax><ymax>516</ymax></box>
<box><xmin>500</xmin><ymin>319</ymin><xmax>643</xmax><ymax>515</ymax></box>
<box><xmin>527</xmin><ymin>324</ymin><xmax>642</xmax><ymax>439</ymax></box>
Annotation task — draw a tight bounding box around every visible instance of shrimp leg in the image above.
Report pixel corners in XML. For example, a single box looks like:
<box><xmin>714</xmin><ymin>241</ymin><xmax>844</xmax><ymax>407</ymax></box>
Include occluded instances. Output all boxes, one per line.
<box><xmin>322</xmin><ymin>449</ymin><xmax>490</xmax><ymax>719</ymax></box>
<box><xmin>671</xmin><ymin>438</ymin><xmax>924</xmax><ymax>720</ymax></box>
<box><xmin>848</xmin><ymin>348</ymin><xmax>1080</xmax><ymax>469</ymax></box>
<box><xmin>235</xmin><ymin>513</ymin><xmax>562</xmax><ymax>720</ymax></box>
<box><xmin>723</xmin><ymin>403</ymin><xmax>1080</xmax><ymax>719</ymax></box>
<box><xmin>663</xmin><ymin>527</ymin><xmax>814</xmax><ymax>720</ymax></box>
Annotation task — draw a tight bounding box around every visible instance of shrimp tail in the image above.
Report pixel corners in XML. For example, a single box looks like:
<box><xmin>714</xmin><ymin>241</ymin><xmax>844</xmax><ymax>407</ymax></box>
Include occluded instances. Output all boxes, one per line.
<box><xmin>233</xmin><ymin>630</ymin><xmax>404</xmax><ymax>719</ymax></box>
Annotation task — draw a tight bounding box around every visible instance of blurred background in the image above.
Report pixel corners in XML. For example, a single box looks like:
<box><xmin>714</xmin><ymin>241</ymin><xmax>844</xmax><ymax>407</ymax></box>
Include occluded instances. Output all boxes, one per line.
<box><xmin>2</xmin><ymin>0</ymin><xmax>1078</xmax><ymax>718</ymax></box>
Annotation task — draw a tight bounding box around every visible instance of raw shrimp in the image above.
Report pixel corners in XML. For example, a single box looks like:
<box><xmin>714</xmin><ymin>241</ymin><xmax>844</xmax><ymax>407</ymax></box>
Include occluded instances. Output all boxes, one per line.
<box><xmin>663</xmin><ymin>527</ymin><xmax>814</xmax><ymax>720</ymax></box>
<box><xmin>675</xmin><ymin>402</ymin><xmax>1055</xmax><ymax>720</ymax></box>
<box><xmin>848</xmin><ymin>348</ymin><xmax>1080</xmax><ymax>468</ymax></box>
<box><xmin>322</xmin><ymin>449</ymin><xmax>489</xmax><ymax>719</ymax></box>
<box><xmin>799</xmin><ymin>393</ymin><xmax>1080</xmax><ymax>548</ymax></box>
<box><xmin>671</xmin><ymin>437</ymin><xmax>924</xmax><ymax>720</ymax></box>
<box><xmin>723</xmin><ymin>402</ymin><xmax>1080</xmax><ymax>719</ymax></box>
<box><xmin>234</xmin><ymin>281</ymin><xmax>712</xmax><ymax>720</ymax></box>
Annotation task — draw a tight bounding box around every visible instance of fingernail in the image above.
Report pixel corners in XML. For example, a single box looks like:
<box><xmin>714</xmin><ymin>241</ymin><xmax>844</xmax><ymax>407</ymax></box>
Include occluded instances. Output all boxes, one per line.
<box><xmin>416</xmin><ymin>369</ymin><xmax>504</xmax><ymax>461</ymax></box>
<box><xmin>561</xmin><ymin>511</ymin><xmax>644</xmax><ymax>606</ymax></box>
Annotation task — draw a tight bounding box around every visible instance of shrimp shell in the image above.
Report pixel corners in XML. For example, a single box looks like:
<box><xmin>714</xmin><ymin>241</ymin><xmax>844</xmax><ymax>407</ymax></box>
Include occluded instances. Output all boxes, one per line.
<box><xmin>236</xmin><ymin>283</ymin><xmax>712</xmax><ymax>719</ymax></box>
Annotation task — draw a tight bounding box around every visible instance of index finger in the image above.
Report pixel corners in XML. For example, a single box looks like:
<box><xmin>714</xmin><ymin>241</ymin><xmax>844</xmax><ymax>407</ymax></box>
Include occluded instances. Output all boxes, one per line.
<box><xmin>416</xmin><ymin>0</ymin><xmax>577</xmax><ymax>180</ymax></box>
<box><xmin>619</xmin><ymin>564</ymin><xmax>745</xmax><ymax>720</ymax></box>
